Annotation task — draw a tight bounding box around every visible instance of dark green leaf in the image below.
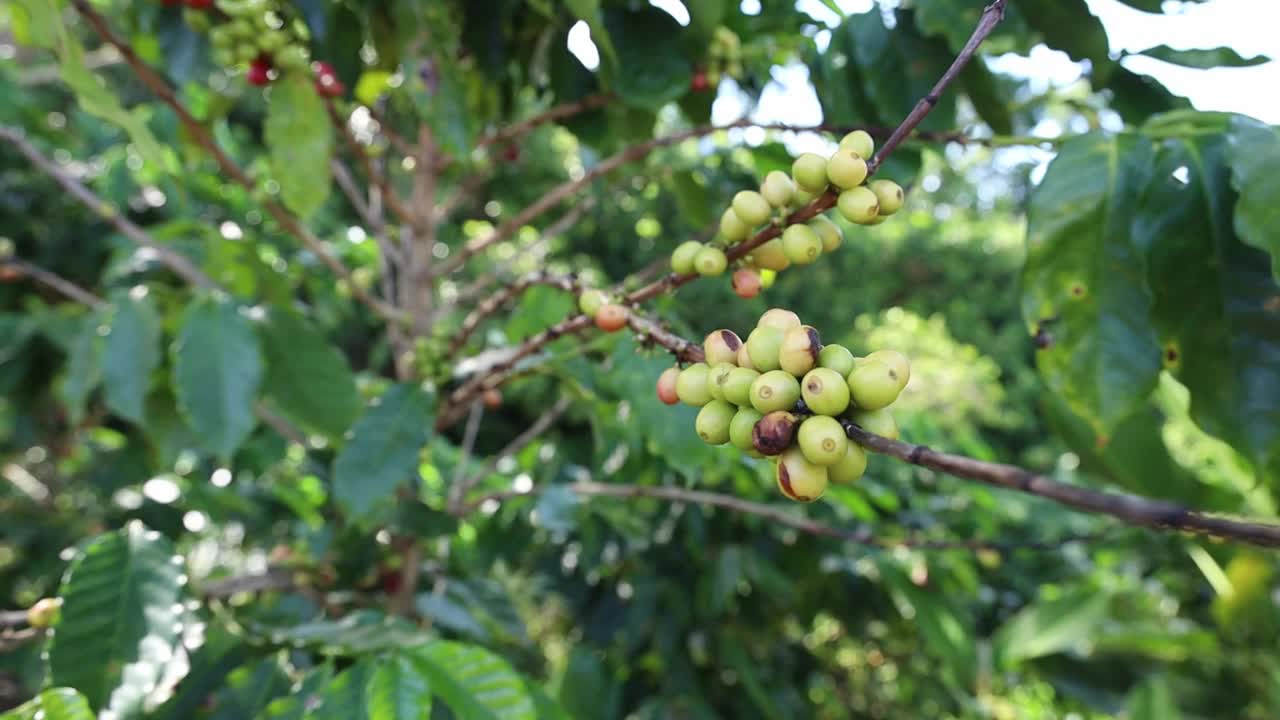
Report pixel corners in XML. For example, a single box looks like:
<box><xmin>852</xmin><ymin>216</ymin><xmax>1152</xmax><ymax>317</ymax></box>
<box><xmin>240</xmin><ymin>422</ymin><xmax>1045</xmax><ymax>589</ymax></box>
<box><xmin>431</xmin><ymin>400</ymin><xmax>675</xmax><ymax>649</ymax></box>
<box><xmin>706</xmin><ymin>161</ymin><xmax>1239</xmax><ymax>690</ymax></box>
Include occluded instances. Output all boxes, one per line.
<box><xmin>265</xmin><ymin>75</ymin><xmax>333</xmax><ymax>219</ymax></box>
<box><xmin>1011</xmin><ymin>0</ymin><xmax>1110</xmax><ymax>69</ymax></box>
<box><xmin>1126</xmin><ymin>676</ymin><xmax>1182</xmax><ymax>720</ymax></box>
<box><xmin>172</xmin><ymin>295</ymin><xmax>263</xmax><ymax>458</ymax></box>
<box><xmin>101</xmin><ymin>290</ymin><xmax>161</xmax><ymax>425</ymax></box>
<box><xmin>0</xmin><ymin>688</ymin><xmax>94</xmax><ymax>720</ymax></box>
<box><xmin>258</xmin><ymin>307</ymin><xmax>361</xmax><ymax>439</ymax></box>
<box><xmin>1134</xmin><ymin>45</ymin><xmax>1270</xmax><ymax>69</ymax></box>
<box><xmin>961</xmin><ymin>58</ymin><xmax>1014</xmax><ymax>135</ymax></box>
<box><xmin>1101</xmin><ymin>67</ymin><xmax>1188</xmax><ymax>123</ymax></box>
<box><xmin>366</xmin><ymin>653</ymin><xmax>433</xmax><ymax>720</ymax></box>
<box><xmin>210</xmin><ymin>658</ymin><xmax>293</xmax><ymax>720</ymax></box>
<box><xmin>994</xmin><ymin>587</ymin><xmax>1109</xmax><ymax>666</ymax></box>
<box><xmin>48</xmin><ymin>523</ymin><xmax>187</xmax><ymax>715</ymax></box>
<box><xmin>1226</xmin><ymin>115</ymin><xmax>1280</xmax><ymax>279</ymax></box>
<box><xmin>604</xmin><ymin>7</ymin><xmax>691</xmax><ymax>111</ymax></box>
<box><xmin>263</xmin><ymin>665</ymin><xmax>334</xmax><ymax>720</ymax></box>
<box><xmin>332</xmin><ymin>384</ymin><xmax>432</xmax><ymax>522</ymax></box>
<box><xmin>306</xmin><ymin>661</ymin><xmax>373</xmax><ymax>720</ymax></box>
<box><xmin>411</xmin><ymin>641</ymin><xmax>536</xmax><ymax>720</ymax></box>
<box><xmin>262</xmin><ymin>611</ymin><xmax>433</xmax><ymax>656</ymax></box>
<box><xmin>842</xmin><ymin>10</ymin><xmax>958</xmax><ymax>132</ymax></box>
<box><xmin>56</xmin><ymin>309</ymin><xmax>104</xmax><ymax>424</ymax></box>
<box><xmin>880</xmin><ymin>562</ymin><xmax>975</xmax><ymax>686</ymax></box>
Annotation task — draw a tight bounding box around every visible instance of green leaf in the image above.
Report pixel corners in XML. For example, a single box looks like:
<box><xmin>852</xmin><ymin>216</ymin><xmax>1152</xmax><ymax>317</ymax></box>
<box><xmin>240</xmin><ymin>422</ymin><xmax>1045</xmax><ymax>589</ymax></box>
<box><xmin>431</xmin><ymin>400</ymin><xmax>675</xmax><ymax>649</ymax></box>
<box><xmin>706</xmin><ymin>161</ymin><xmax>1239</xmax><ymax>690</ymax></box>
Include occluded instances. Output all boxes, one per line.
<box><xmin>1226</xmin><ymin>116</ymin><xmax>1280</xmax><ymax>280</ymax></box>
<box><xmin>604</xmin><ymin>7</ymin><xmax>691</xmax><ymax>111</ymax></box>
<box><xmin>56</xmin><ymin>309</ymin><xmax>104</xmax><ymax>425</ymax></box>
<box><xmin>505</xmin><ymin>286</ymin><xmax>575</xmax><ymax>340</ymax></box>
<box><xmin>410</xmin><ymin>641</ymin><xmax>536</xmax><ymax>720</ymax></box>
<box><xmin>209</xmin><ymin>658</ymin><xmax>293</xmax><ymax>720</ymax></box>
<box><xmin>0</xmin><ymin>688</ymin><xmax>94</xmax><ymax>720</ymax></box>
<box><xmin>265</xmin><ymin>75</ymin><xmax>332</xmax><ymax>219</ymax></box>
<box><xmin>879</xmin><ymin>562</ymin><xmax>975</xmax><ymax>686</ymax></box>
<box><xmin>1022</xmin><ymin>133</ymin><xmax>1162</xmax><ymax>434</ymax></box>
<box><xmin>101</xmin><ymin>290</ymin><xmax>161</xmax><ymax>425</ymax></box>
<box><xmin>331</xmin><ymin>384</ymin><xmax>432</xmax><ymax>522</ymax></box>
<box><xmin>1126</xmin><ymin>676</ymin><xmax>1183</xmax><ymax>720</ymax></box>
<box><xmin>1134</xmin><ymin>45</ymin><xmax>1270</xmax><ymax>68</ymax></box>
<box><xmin>960</xmin><ymin>58</ymin><xmax>1014</xmax><ymax>135</ymax></box>
<box><xmin>1132</xmin><ymin>132</ymin><xmax>1280</xmax><ymax>479</ymax></box>
<box><xmin>306</xmin><ymin>661</ymin><xmax>373</xmax><ymax>720</ymax></box>
<box><xmin>994</xmin><ymin>587</ymin><xmax>1109</xmax><ymax>666</ymax></box>
<box><xmin>563</xmin><ymin>0</ymin><xmax>618</xmax><ymax>75</ymax></box>
<box><xmin>1011</xmin><ymin>0</ymin><xmax>1110</xmax><ymax>70</ymax></box>
<box><xmin>172</xmin><ymin>295</ymin><xmax>263</xmax><ymax>458</ymax></box>
<box><xmin>260</xmin><ymin>610</ymin><xmax>433</xmax><ymax>656</ymax></box>
<box><xmin>366</xmin><ymin>653</ymin><xmax>433</xmax><ymax>720</ymax></box>
<box><xmin>842</xmin><ymin>10</ymin><xmax>958</xmax><ymax>133</ymax></box>
<box><xmin>263</xmin><ymin>665</ymin><xmax>334</xmax><ymax>720</ymax></box>
<box><xmin>258</xmin><ymin>307</ymin><xmax>361</xmax><ymax>439</ymax></box>
<box><xmin>48</xmin><ymin>522</ymin><xmax>188</xmax><ymax>716</ymax></box>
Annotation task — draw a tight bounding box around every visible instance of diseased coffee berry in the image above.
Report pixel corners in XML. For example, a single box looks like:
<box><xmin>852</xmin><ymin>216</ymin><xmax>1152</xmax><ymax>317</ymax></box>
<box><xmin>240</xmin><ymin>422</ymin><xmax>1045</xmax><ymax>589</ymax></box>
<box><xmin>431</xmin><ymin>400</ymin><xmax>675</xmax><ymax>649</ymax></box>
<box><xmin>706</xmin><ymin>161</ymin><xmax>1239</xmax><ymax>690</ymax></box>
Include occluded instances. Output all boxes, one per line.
<box><xmin>757</xmin><ymin>308</ymin><xmax>801</xmax><ymax>332</ymax></box>
<box><xmin>808</xmin><ymin>215</ymin><xmax>843</xmax><ymax>252</ymax></box>
<box><xmin>736</xmin><ymin>344</ymin><xmax>756</xmax><ymax>370</ymax></box>
<box><xmin>818</xmin><ymin>344</ymin><xmax>855</xmax><ymax>377</ymax></box>
<box><xmin>847</xmin><ymin>358</ymin><xmax>903</xmax><ymax>410</ymax></box>
<box><xmin>707</xmin><ymin>362</ymin><xmax>736</xmax><ymax>401</ymax></box>
<box><xmin>761</xmin><ymin>170</ymin><xmax>796</xmax><ymax>208</ymax></box>
<box><xmin>732</xmin><ymin>190</ymin><xmax>773</xmax><ymax>227</ymax></box>
<box><xmin>720</xmin><ymin>207</ymin><xmax>750</xmax><ymax>244</ymax></box>
<box><xmin>801</xmin><ymin>367</ymin><xmax>850</xmax><ymax>416</ymax></box>
<box><xmin>696</xmin><ymin>400</ymin><xmax>736</xmax><ymax>445</ymax></box>
<box><xmin>791</xmin><ymin>153</ymin><xmax>829</xmax><ymax>193</ymax></box>
<box><xmin>671</xmin><ymin>240</ymin><xmax>703</xmax><ymax>274</ymax></box>
<box><xmin>594</xmin><ymin>303</ymin><xmax>628</xmax><ymax>332</ymax></box>
<box><xmin>849</xmin><ymin>407</ymin><xmax>899</xmax><ymax>441</ymax></box>
<box><xmin>732</xmin><ymin>268</ymin><xmax>762</xmax><ymax>298</ymax></box>
<box><xmin>703</xmin><ymin>329</ymin><xmax>743</xmax><ymax>365</ymax></box>
<box><xmin>864</xmin><ymin>349</ymin><xmax>911</xmax><ymax>390</ymax></box>
<box><xmin>838</xmin><ymin>129</ymin><xmax>875</xmax><ymax>160</ymax></box>
<box><xmin>827</xmin><ymin>149</ymin><xmax>868</xmax><ymax>190</ymax></box>
<box><xmin>578</xmin><ymin>289</ymin><xmax>608</xmax><ymax>316</ymax></box>
<box><xmin>828</xmin><ymin>443</ymin><xmax>868</xmax><ymax>483</ymax></box>
<box><xmin>779</xmin><ymin>325</ymin><xmax>821</xmax><ymax>376</ymax></box>
<box><xmin>797</xmin><ymin>415</ymin><xmax>849</xmax><ymax>466</ymax></box>
<box><xmin>868</xmin><ymin>179</ymin><xmax>904</xmax><ymax>215</ymax></box>
<box><xmin>776</xmin><ymin>446</ymin><xmax>828</xmax><ymax>502</ymax></box>
<box><xmin>694</xmin><ymin>245</ymin><xmax>728</xmax><ymax>276</ymax></box>
<box><xmin>676</xmin><ymin>363</ymin><xmax>712</xmax><ymax>407</ymax></box>
<box><xmin>26</xmin><ymin>597</ymin><xmax>62</xmax><ymax>628</ymax></box>
<box><xmin>750</xmin><ymin>239</ymin><xmax>791</xmax><ymax>271</ymax></box>
<box><xmin>745</xmin><ymin>326</ymin><xmax>784</xmax><ymax>372</ymax></box>
<box><xmin>837</xmin><ymin>186</ymin><xmax>880</xmax><ymax>225</ymax></box>
<box><xmin>482</xmin><ymin>388</ymin><xmax>503</xmax><ymax>409</ymax></box>
<box><xmin>721</xmin><ymin>367</ymin><xmax>759</xmax><ymax>406</ymax></box>
<box><xmin>781</xmin><ymin>224</ymin><xmax>822</xmax><ymax>265</ymax></box>
<box><xmin>752</xmin><ymin>410</ymin><xmax>799</xmax><ymax>455</ymax></box>
<box><xmin>749</xmin><ymin>370</ymin><xmax>801</xmax><ymax>413</ymax></box>
<box><xmin>657</xmin><ymin>367</ymin><xmax>681</xmax><ymax>405</ymax></box>
<box><xmin>729</xmin><ymin>407</ymin><xmax>764</xmax><ymax>452</ymax></box>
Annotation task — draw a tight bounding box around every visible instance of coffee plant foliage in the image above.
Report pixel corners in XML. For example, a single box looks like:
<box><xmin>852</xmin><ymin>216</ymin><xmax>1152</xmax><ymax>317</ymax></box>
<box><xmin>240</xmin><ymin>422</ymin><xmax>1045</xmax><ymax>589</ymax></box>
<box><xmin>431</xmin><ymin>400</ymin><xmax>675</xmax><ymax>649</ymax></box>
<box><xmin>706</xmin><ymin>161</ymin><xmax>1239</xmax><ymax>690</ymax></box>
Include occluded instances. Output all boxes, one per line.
<box><xmin>1</xmin><ymin>0</ymin><xmax>1278</xmax><ymax>718</ymax></box>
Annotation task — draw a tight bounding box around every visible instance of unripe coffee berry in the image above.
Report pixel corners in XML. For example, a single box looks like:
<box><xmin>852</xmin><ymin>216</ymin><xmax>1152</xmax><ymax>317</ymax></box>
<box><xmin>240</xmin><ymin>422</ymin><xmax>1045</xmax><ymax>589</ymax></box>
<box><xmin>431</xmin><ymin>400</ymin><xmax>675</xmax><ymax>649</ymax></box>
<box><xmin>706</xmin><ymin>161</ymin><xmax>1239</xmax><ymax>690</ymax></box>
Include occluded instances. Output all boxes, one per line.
<box><xmin>849</xmin><ymin>407</ymin><xmax>898</xmax><ymax>441</ymax></box>
<box><xmin>707</xmin><ymin>362</ymin><xmax>736</xmax><ymax>401</ymax></box>
<box><xmin>865</xmin><ymin>349</ymin><xmax>911</xmax><ymax>389</ymax></box>
<box><xmin>745</xmin><ymin>326</ymin><xmax>784</xmax><ymax>372</ymax></box>
<box><xmin>837</xmin><ymin>187</ymin><xmax>880</xmax><ymax>225</ymax></box>
<box><xmin>828</xmin><ymin>443</ymin><xmax>868</xmax><ymax>483</ymax></box>
<box><xmin>750</xmin><ymin>239</ymin><xmax>791</xmax><ymax>271</ymax></box>
<box><xmin>594</xmin><ymin>303</ymin><xmax>628</xmax><ymax>332</ymax></box>
<box><xmin>752</xmin><ymin>410</ymin><xmax>799</xmax><ymax>455</ymax></box>
<box><xmin>808</xmin><ymin>215</ymin><xmax>843</xmax><ymax>252</ymax></box>
<box><xmin>749</xmin><ymin>370</ymin><xmax>801</xmax><ymax>413</ymax></box>
<box><xmin>781</xmin><ymin>224</ymin><xmax>822</xmax><ymax>265</ymax></box>
<box><xmin>779</xmin><ymin>325</ymin><xmax>821</xmax><ymax>377</ymax></box>
<box><xmin>696</xmin><ymin>400</ymin><xmax>736</xmax><ymax>445</ymax></box>
<box><xmin>729</xmin><ymin>407</ymin><xmax>764</xmax><ymax>452</ymax></box>
<box><xmin>868</xmin><ymin>179</ymin><xmax>904</xmax><ymax>215</ymax></box>
<box><xmin>839</xmin><ymin>129</ymin><xmax>875</xmax><ymax>160</ymax></box>
<box><xmin>671</xmin><ymin>240</ymin><xmax>703</xmax><ymax>274</ymax></box>
<box><xmin>791</xmin><ymin>153</ymin><xmax>829</xmax><ymax>193</ymax></box>
<box><xmin>732</xmin><ymin>268</ymin><xmax>762</xmax><ymax>298</ymax></box>
<box><xmin>801</xmin><ymin>367</ymin><xmax>850</xmax><ymax>416</ymax></box>
<box><xmin>818</xmin><ymin>344</ymin><xmax>855</xmax><ymax>377</ymax></box>
<box><xmin>720</xmin><ymin>207</ymin><xmax>750</xmax><ymax>243</ymax></box>
<box><xmin>797</xmin><ymin>415</ymin><xmax>849</xmax><ymax>466</ymax></box>
<box><xmin>703</xmin><ymin>329</ymin><xmax>743</xmax><ymax>365</ymax></box>
<box><xmin>676</xmin><ymin>363</ymin><xmax>712</xmax><ymax>407</ymax></box>
<box><xmin>694</xmin><ymin>245</ymin><xmax>728</xmax><ymax>276</ymax></box>
<box><xmin>761</xmin><ymin>170</ymin><xmax>795</xmax><ymax>208</ymax></box>
<box><xmin>721</xmin><ymin>367</ymin><xmax>759</xmax><ymax>406</ymax></box>
<box><xmin>578</xmin><ymin>289</ymin><xmax>608</xmax><ymax>316</ymax></box>
<box><xmin>757</xmin><ymin>308</ymin><xmax>802</xmax><ymax>332</ymax></box>
<box><xmin>736</xmin><ymin>344</ymin><xmax>755</xmax><ymax>370</ymax></box>
<box><xmin>847</xmin><ymin>358</ymin><xmax>903</xmax><ymax>410</ymax></box>
<box><xmin>776</xmin><ymin>446</ymin><xmax>828</xmax><ymax>502</ymax></box>
<box><xmin>826</xmin><ymin>149</ymin><xmax>868</xmax><ymax>189</ymax></box>
<box><xmin>26</xmin><ymin>597</ymin><xmax>62</xmax><ymax>628</ymax></box>
<box><xmin>657</xmin><ymin>367</ymin><xmax>680</xmax><ymax>405</ymax></box>
<box><xmin>732</xmin><ymin>190</ymin><xmax>772</xmax><ymax>227</ymax></box>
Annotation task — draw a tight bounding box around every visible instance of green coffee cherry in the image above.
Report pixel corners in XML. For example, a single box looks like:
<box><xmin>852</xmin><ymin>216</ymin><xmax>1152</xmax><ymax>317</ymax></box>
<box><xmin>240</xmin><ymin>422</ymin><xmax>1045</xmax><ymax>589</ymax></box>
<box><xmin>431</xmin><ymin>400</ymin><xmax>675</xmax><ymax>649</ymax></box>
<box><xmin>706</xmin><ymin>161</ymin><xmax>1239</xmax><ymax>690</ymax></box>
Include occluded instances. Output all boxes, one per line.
<box><xmin>792</xmin><ymin>153</ymin><xmax>829</xmax><ymax>193</ymax></box>
<box><xmin>260</xmin><ymin>30</ymin><xmax>288</xmax><ymax>52</ymax></box>
<box><xmin>801</xmin><ymin>367</ymin><xmax>850</xmax><ymax>416</ymax></box>
<box><xmin>868</xmin><ymin>179</ymin><xmax>904</xmax><ymax>215</ymax></box>
<box><xmin>750</xmin><ymin>239</ymin><xmax>791</xmax><ymax>271</ymax></box>
<box><xmin>757</xmin><ymin>308</ymin><xmax>802</xmax><ymax>332</ymax></box>
<box><xmin>839</xmin><ymin>130</ymin><xmax>875</xmax><ymax>160</ymax></box>
<box><xmin>826</xmin><ymin>149</ymin><xmax>868</xmax><ymax>190</ymax></box>
<box><xmin>849</xmin><ymin>407</ymin><xmax>898</xmax><ymax>441</ymax></box>
<box><xmin>722</xmin><ymin>367</ymin><xmax>760</xmax><ymax>406</ymax></box>
<box><xmin>847</xmin><ymin>358</ymin><xmax>903</xmax><ymax>410</ymax></box>
<box><xmin>696</xmin><ymin>400</ymin><xmax>736</xmax><ymax>445</ymax></box>
<box><xmin>749</xmin><ymin>370</ymin><xmax>801</xmax><ymax>413</ymax></box>
<box><xmin>776</xmin><ymin>446</ymin><xmax>828</xmax><ymax>502</ymax></box>
<box><xmin>185</xmin><ymin>9</ymin><xmax>213</xmax><ymax>31</ymax></box>
<box><xmin>213</xmin><ymin>47</ymin><xmax>237</xmax><ymax>67</ymax></box>
<box><xmin>761</xmin><ymin>170</ymin><xmax>795</xmax><ymax>208</ymax></box>
<box><xmin>719</xmin><ymin>207</ymin><xmax>750</xmax><ymax>244</ymax></box>
<box><xmin>578</xmin><ymin>289</ymin><xmax>608</xmax><ymax>316</ymax></box>
<box><xmin>797</xmin><ymin>415</ymin><xmax>849</xmax><ymax>466</ymax></box>
<box><xmin>865</xmin><ymin>349</ymin><xmax>911</xmax><ymax>389</ymax></box>
<box><xmin>671</xmin><ymin>240</ymin><xmax>703</xmax><ymax>274</ymax></box>
<box><xmin>793</xmin><ymin>186</ymin><xmax>817</xmax><ymax>207</ymax></box>
<box><xmin>828</xmin><ymin>443</ymin><xmax>868</xmax><ymax>483</ymax></box>
<box><xmin>736</xmin><ymin>344</ymin><xmax>756</xmax><ymax>371</ymax></box>
<box><xmin>808</xmin><ymin>215</ymin><xmax>842</xmax><ymax>252</ymax></box>
<box><xmin>837</xmin><ymin>187</ymin><xmax>880</xmax><ymax>225</ymax></box>
<box><xmin>275</xmin><ymin>45</ymin><xmax>311</xmax><ymax>73</ymax></box>
<box><xmin>694</xmin><ymin>245</ymin><xmax>728</xmax><ymax>276</ymax></box>
<box><xmin>676</xmin><ymin>363</ymin><xmax>712</xmax><ymax>407</ymax></box>
<box><xmin>235</xmin><ymin>42</ymin><xmax>259</xmax><ymax>63</ymax></box>
<box><xmin>729</xmin><ymin>407</ymin><xmax>764</xmax><ymax>451</ymax></box>
<box><xmin>779</xmin><ymin>325</ymin><xmax>821</xmax><ymax>377</ymax></box>
<box><xmin>745</xmin><ymin>326</ymin><xmax>784</xmax><ymax>372</ymax></box>
<box><xmin>752</xmin><ymin>410</ymin><xmax>799</xmax><ymax>455</ymax></box>
<box><xmin>703</xmin><ymin>329</ymin><xmax>743</xmax><ymax>365</ymax></box>
<box><xmin>781</xmin><ymin>224</ymin><xmax>822</xmax><ymax>265</ymax></box>
<box><xmin>732</xmin><ymin>190</ymin><xmax>772</xmax><ymax>227</ymax></box>
<box><xmin>707</xmin><ymin>362</ymin><xmax>735</xmax><ymax>401</ymax></box>
<box><xmin>818</xmin><ymin>344</ymin><xmax>855</xmax><ymax>377</ymax></box>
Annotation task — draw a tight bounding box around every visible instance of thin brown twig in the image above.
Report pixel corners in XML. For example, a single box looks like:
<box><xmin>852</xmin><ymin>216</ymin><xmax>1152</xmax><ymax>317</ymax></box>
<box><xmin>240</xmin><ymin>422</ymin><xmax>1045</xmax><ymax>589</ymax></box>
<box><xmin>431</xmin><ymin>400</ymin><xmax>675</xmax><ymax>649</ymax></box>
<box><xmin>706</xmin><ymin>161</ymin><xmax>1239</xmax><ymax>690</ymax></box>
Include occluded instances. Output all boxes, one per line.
<box><xmin>325</xmin><ymin>98</ymin><xmax>415</xmax><ymax>228</ymax></box>
<box><xmin>0</xmin><ymin>257</ymin><xmax>105</xmax><ymax>308</ymax></box>
<box><xmin>456</xmin><ymin>395</ymin><xmax>575</xmax><ymax>503</ymax></box>
<box><xmin>68</xmin><ymin>0</ymin><xmax>404</xmax><ymax>324</ymax></box>
<box><xmin>444</xmin><ymin>271</ymin><xmax>581</xmax><ymax>357</ymax></box>
<box><xmin>473</xmin><ymin>93</ymin><xmax>615</xmax><ymax>152</ymax></box>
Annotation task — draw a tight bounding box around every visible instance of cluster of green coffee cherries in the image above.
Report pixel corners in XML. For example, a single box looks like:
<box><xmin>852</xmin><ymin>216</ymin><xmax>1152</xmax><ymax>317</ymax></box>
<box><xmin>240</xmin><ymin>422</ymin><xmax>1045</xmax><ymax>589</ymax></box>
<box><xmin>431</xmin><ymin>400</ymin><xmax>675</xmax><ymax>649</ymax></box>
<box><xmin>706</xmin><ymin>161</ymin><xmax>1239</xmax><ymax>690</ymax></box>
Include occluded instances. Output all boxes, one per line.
<box><xmin>669</xmin><ymin>130</ymin><xmax>905</xmax><ymax>299</ymax></box>
<box><xmin>656</xmin><ymin>308</ymin><xmax>909</xmax><ymax>503</ymax></box>
<box><xmin>181</xmin><ymin>0</ymin><xmax>338</xmax><ymax>91</ymax></box>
